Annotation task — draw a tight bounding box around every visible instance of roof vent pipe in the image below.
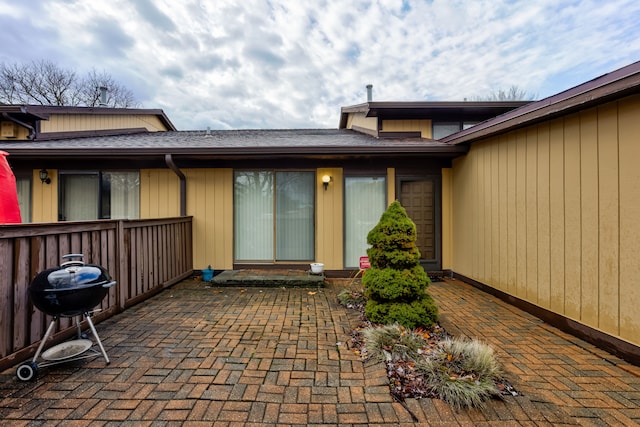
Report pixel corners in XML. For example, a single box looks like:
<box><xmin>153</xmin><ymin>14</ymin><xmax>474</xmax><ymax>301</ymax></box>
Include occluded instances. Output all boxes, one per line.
<box><xmin>99</xmin><ymin>86</ymin><xmax>108</xmax><ymax>107</ymax></box>
<box><xmin>366</xmin><ymin>84</ymin><xmax>373</xmax><ymax>102</ymax></box>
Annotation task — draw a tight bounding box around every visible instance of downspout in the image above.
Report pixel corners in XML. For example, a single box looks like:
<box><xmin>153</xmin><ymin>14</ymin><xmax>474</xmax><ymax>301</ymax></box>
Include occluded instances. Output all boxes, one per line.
<box><xmin>2</xmin><ymin>113</ymin><xmax>36</xmax><ymax>140</ymax></box>
<box><xmin>164</xmin><ymin>154</ymin><xmax>186</xmax><ymax>216</ymax></box>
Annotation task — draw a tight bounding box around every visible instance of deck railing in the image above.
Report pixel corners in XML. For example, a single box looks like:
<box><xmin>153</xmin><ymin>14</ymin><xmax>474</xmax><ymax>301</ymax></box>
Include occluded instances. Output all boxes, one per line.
<box><xmin>0</xmin><ymin>216</ymin><xmax>193</xmax><ymax>371</ymax></box>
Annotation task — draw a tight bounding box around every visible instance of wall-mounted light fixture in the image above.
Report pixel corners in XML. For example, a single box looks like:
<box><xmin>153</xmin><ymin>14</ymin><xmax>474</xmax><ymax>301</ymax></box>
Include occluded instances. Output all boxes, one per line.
<box><xmin>39</xmin><ymin>168</ymin><xmax>51</xmax><ymax>184</ymax></box>
<box><xmin>322</xmin><ymin>174</ymin><xmax>332</xmax><ymax>191</ymax></box>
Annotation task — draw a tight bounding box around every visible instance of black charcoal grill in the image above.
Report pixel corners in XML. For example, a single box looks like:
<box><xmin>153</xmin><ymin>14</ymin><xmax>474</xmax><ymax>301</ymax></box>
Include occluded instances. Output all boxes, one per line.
<box><xmin>16</xmin><ymin>254</ymin><xmax>115</xmax><ymax>381</ymax></box>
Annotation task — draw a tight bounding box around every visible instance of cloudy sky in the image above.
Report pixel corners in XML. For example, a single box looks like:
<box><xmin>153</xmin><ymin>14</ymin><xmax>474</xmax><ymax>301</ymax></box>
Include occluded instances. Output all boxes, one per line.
<box><xmin>1</xmin><ymin>0</ymin><xmax>639</xmax><ymax>130</ymax></box>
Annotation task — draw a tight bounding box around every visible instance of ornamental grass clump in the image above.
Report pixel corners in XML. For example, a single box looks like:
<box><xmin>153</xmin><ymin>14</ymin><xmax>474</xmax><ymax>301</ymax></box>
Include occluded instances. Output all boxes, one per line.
<box><xmin>360</xmin><ymin>324</ymin><xmax>504</xmax><ymax>409</ymax></box>
<box><xmin>362</xmin><ymin>201</ymin><xmax>438</xmax><ymax>328</ymax></box>
<box><xmin>362</xmin><ymin>323</ymin><xmax>427</xmax><ymax>362</ymax></box>
<box><xmin>337</xmin><ymin>288</ymin><xmax>366</xmax><ymax>309</ymax></box>
<box><xmin>416</xmin><ymin>337</ymin><xmax>502</xmax><ymax>410</ymax></box>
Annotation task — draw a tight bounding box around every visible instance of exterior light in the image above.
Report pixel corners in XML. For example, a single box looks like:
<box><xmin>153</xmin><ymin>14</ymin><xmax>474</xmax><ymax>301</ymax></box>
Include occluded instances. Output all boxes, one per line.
<box><xmin>322</xmin><ymin>174</ymin><xmax>332</xmax><ymax>191</ymax></box>
<box><xmin>39</xmin><ymin>169</ymin><xmax>51</xmax><ymax>184</ymax></box>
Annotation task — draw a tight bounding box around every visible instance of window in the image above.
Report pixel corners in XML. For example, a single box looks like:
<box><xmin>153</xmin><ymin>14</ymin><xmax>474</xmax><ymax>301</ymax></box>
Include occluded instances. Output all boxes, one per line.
<box><xmin>344</xmin><ymin>176</ymin><xmax>386</xmax><ymax>268</ymax></box>
<box><xmin>59</xmin><ymin>171</ymin><xmax>139</xmax><ymax>221</ymax></box>
<box><xmin>234</xmin><ymin>171</ymin><xmax>315</xmax><ymax>262</ymax></box>
<box><xmin>15</xmin><ymin>175</ymin><xmax>31</xmax><ymax>222</ymax></box>
<box><xmin>463</xmin><ymin>121</ymin><xmax>479</xmax><ymax>130</ymax></box>
<box><xmin>432</xmin><ymin>122</ymin><xmax>461</xmax><ymax>139</ymax></box>
<box><xmin>433</xmin><ymin>121</ymin><xmax>481</xmax><ymax>139</ymax></box>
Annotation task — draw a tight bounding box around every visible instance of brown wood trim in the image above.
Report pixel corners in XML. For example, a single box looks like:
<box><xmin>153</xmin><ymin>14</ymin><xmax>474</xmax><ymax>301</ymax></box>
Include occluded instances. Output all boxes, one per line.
<box><xmin>378</xmin><ymin>131</ymin><xmax>422</xmax><ymax>138</ymax></box>
<box><xmin>350</xmin><ymin>125</ymin><xmax>379</xmax><ymax>137</ymax></box>
<box><xmin>452</xmin><ymin>272</ymin><xmax>640</xmax><ymax>366</ymax></box>
<box><xmin>36</xmin><ymin>128</ymin><xmax>150</xmax><ymax>141</ymax></box>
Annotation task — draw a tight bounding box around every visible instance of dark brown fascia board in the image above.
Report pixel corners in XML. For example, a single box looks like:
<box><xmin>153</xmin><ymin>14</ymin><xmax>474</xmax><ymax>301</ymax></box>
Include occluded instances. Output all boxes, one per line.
<box><xmin>338</xmin><ymin>101</ymin><xmax>529</xmax><ymax>129</ymax></box>
<box><xmin>35</xmin><ymin>128</ymin><xmax>150</xmax><ymax>141</ymax></box>
<box><xmin>0</xmin><ymin>105</ymin><xmax>50</xmax><ymax>120</ymax></box>
<box><xmin>442</xmin><ymin>60</ymin><xmax>640</xmax><ymax>145</ymax></box>
<box><xmin>13</xmin><ymin>105</ymin><xmax>177</xmax><ymax>131</ymax></box>
<box><xmin>378</xmin><ymin>131</ymin><xmax>422</xmax><ymax>138</ymax></box>
<box><xmin>350</xmin><ymin>125</ymin><xmax>378</xmax><ymax>137</ymax></box>
<box><xmin>2</xmin><ymin>144</ymin><xmax>468</xmax><ymax>159</ymax></box>
<box><xmin>340</xmin><ymin>101</ymin><xmax>529</xmax><ymax>115</ymax></box>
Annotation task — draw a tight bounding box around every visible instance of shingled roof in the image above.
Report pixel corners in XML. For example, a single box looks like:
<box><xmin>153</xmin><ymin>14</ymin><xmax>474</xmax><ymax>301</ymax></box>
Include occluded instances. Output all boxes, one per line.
<box><xmin>0</xmin><ymin>128</ymin><xmax>466</xmax><ymax>161</ymax></box>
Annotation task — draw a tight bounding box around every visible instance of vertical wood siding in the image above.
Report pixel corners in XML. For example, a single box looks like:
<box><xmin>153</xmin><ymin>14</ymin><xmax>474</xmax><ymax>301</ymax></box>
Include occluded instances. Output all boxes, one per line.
<box><xmin>441</xmin><ymin>168</ymin><xmax>453</xmax><ymax>269</ymax></box>
<box><xmin>184</xmin><ymin>168</ymin><xmax>234</xmax><ymax>271</ymax></box>
<box><xmin>40</xmin><ymin>114</ymin><xmax>168</xmax><ymax>133</ymax></box>
<box><xmin>31</xmin><ymin>169</ymin><xmax>58</xmax><ymax>223</ymax></box>
<box><xmin>316</xmin><ymin>168</ymin><xmax>344</xmax><ymax>269</ymax></box>
<box><xmin>381</xmin><ymin>119</ymin><xmax>432</xmax><ymax>138</ymax></box>
<box><xmin>451</xmin><ymin>94</ymin><xmax>640</xmax><ymax>348</ymax></box>
<box><xmin>140</xmin><ymin>169</ymin><xmax>181</xmax><ymax>219</ymax></box>
<box><xmin>345</xmin><ymin>113</ymin><xmax>378</xmax><ymax>132</ymax></box>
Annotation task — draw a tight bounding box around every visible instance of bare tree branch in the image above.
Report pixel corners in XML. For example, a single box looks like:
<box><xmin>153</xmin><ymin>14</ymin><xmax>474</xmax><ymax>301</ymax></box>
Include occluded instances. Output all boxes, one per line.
<box><xmin>471</xmin><ymin>85</ymin><xmax>536</xmax><ymax>101</ymax></box>
<box><xmin>0</xmin><ymin>60</ymin><xmax>140</xmax><ymax>107</ymax></box>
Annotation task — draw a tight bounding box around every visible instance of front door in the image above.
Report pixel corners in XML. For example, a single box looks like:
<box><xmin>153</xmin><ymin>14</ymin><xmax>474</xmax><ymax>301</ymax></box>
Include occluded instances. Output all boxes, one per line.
<box><xmin>399</xmin><ymin>178</ymin><xmax>440</xmax><ymax>271</ymax></box>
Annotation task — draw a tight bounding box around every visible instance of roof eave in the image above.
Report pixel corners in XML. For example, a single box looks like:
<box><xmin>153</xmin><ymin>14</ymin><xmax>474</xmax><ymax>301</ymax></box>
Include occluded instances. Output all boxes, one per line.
<box><xmin>3</xmin><ymin>144</ymin><xmax>468</xmax><ymax>160</ymax></box>
<box><xmin>1</xmin><ymin>105</ymin><xmax>178</xmax><ymax>131</ymax></box>
<box><xmin>442</xmin><ymin>61</ymin><xmax>640</xmax><ymax>145</ymax></box>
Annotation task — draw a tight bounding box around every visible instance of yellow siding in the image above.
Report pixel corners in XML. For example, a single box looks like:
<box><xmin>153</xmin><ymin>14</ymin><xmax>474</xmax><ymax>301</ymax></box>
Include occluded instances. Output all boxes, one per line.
<box><xmin>40</xmin><ymin>114</ymin><xmax>168</xmax><ymax>133</ymax></box>
<box><xmin>441</xmin><ymin>168</ymin><xmax>453</xmax><ymax>269</ymax></box>
<box><xmin>345</xmin><ymin>112</ymin><xmax>378</xmax><ymax>132</ymax></box>
<box><xmin>580</xmin><ymin>108</ymin><xmax>599</xmax><ymax>325</ymax></box>
<box><xmin>316</xmin><ymin>168</ymin><xmax>344</xmax><ymax>269</ymax></box>
<box><xmin>549</xmin><ymin>119</ymin><xmax>565</xmax><ymax>314</ymax></box>
<box><xmin>381</xmin><ymin>119</ymin><xmax>432</xmax><ymax>138</ymax></box>
<box><xmin>618</xmin><ymin>96</ymin><xmax>640</xmax><ymax>342</ymax></box>
<box><xmin>183</xmin><ymin>169</ymin><xmax>234</xmax><ymax>271</ymax></box>
<box><xmin>386</xmin><ymin>168</ymin><xmax>395</xmax><ymax>203</ymax></box>
<box><xmin>597</xmin><ymin>103</ymin><xmax>619</xmax><ymax>335</ymax></box>
<box><xmin>141</xmin><ymin>168</ymin><xmax>234</xmax><ymax>271</ymax></box>
<box><xmin>31</xmin><ymin>169</ymin><xmax>57</xmax><ymax>223</ymax></box>
<box><xmin>497</xmin><ymin>134</ymin><xmax>509</xmax><ymax>292</ymax></box>
<box><xmin>506</xmin><ymin>132</ymin><xmax>517</xmax><ymax>294</ymax></box>
<box><xmin>140</xmin><ymin>169</ymin><xmax>181</xmax><ymax>218</ymax></box>
<box><xmin>525</xmin><ymin>128</ymin><xmax>538</xmax><ymax>303</ymax></box>
<box><xmin>451</xmin><ymin>155</ymin><xmax>473</xmax><ymax>275</ymax></box>
<box><xmin>451</xmin><ymin>93</ymin><xmax>640</xmax><ymax>348</ymax></box>
<box><xmin>563</xmin><ymin>114</ymin><xmax>581</xmax><ymax>320</ymax></box>
<box><xmin>536</xmin><ymin>123</ymin><xmax>550</xmax><ymax>308</ymax></box>
<box><xmin>0</xmin><ymin>121</ymin><xmax>31</xmax><ymax>140</ymax></box>
<box><xmin>515</xmin><ymin>130</ymin><xmax>526</xmax><ymax>299</ymax></box>
<box><xmin>490</xmin><ymin>139</ymin><xmax>500</xmax><ymax>287</ymax></box>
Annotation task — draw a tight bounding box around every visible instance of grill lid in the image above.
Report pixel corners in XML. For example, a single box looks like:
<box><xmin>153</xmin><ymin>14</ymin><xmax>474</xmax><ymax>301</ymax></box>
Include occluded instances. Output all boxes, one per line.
<box><xmin>30</xmin><ymin>254</ymin><xmax>112</xmax><ymax>292</ymax></box>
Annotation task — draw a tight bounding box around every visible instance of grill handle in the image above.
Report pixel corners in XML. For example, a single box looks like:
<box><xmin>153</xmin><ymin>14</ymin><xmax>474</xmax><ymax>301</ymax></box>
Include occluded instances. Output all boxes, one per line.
<box><xmin>61</xmin><ymin>253</ymin><xmax>85</xmax><ymax>267</ymax></box>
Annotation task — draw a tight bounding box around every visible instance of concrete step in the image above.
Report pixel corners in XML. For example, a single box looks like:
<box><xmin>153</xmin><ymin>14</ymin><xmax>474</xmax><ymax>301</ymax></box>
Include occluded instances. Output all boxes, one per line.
<box><xmin>210</xmin><ymin>269</ymin><xmax>324</xmax><ymax>287</ymax></box>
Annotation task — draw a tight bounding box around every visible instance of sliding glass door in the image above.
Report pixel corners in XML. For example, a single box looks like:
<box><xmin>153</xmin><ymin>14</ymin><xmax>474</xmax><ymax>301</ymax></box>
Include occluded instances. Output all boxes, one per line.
<box><xmin>344</xmin><ymin>176</ymin><xmax>387</xmax><ymax>268</ymax></box>
<box><xmin>234</xmin><ymin>171</ymin><xmax>314</xmax><ymax>262</ymax></box>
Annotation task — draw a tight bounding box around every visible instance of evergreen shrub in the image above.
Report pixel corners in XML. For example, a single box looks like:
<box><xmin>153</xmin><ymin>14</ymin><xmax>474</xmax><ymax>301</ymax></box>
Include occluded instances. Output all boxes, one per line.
<box><xmin>362</xmin><ymin>201</ymin><xmax>438</xmax><ymax>327</ymax></box>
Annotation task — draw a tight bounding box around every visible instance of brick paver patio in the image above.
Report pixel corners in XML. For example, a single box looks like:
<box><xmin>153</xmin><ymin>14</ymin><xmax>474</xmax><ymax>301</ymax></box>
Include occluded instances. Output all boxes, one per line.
<box><xmin>1</xmin><ymin>276</ymin><xmax>639</xmax><ymax>426</ymax></box>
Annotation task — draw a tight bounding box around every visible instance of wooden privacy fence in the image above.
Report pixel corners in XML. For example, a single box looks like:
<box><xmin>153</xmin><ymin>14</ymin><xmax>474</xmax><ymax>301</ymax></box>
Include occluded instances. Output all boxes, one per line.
<box><xmin>0</xmin><ymin>216</ymin><xmax>193</xmax><ymax>371</ymax></box>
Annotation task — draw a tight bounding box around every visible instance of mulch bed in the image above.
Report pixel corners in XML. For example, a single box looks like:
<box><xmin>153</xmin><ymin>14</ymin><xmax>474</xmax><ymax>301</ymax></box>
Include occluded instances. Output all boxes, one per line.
<box><xmin>340</xmin><ymin>288</ymin><xmax>520</xmax><ymax>403</ymax></box>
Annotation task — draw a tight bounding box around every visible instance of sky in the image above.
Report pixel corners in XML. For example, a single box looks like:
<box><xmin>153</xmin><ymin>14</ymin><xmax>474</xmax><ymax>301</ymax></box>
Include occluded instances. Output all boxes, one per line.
<box><xmin>1</xmin><ymin>0</ymin><xmax>639</xmax><ymax>131</ymax></box>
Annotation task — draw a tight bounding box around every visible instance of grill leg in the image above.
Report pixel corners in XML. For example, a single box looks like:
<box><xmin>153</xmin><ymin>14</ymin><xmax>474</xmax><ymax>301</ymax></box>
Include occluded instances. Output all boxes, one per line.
<box><xmin>33</xmin><ymin>317</ymin><xmax>57</xmax><ymax>362</ymax></box>
<box><xmin>76</xmin><ymin>316</ymin><xmax>83</xmax><ymax>338</ymax></box>
<box><xmin>84</xmin><ymin>313</ymin><xmax>110</xmax><ymax>364</ymax></box>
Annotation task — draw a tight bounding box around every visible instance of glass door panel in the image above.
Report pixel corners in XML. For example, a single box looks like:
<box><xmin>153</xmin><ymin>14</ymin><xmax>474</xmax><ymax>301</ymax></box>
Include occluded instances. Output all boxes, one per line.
<box><xmin>344</xmin><ymin>176</ymin><xmax>386</xmax><ymax>268</ymax></box>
